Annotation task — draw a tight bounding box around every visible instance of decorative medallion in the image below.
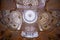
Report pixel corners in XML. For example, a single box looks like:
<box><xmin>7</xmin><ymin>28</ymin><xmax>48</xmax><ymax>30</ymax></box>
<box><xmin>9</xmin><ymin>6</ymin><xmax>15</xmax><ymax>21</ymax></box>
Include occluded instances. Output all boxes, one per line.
<box><xmin>23</xmin><ymin>10</ymin><xmax>37</xmax><ymax>24</ymax></box>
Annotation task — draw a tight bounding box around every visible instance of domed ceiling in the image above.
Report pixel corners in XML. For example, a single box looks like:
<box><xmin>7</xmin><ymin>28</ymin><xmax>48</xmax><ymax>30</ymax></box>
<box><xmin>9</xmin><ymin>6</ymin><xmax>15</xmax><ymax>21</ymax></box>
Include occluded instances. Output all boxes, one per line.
<box><xmin>0</xmin><ymin>0</ymin><xmax>60</xmax><ymax>40</ymax></box>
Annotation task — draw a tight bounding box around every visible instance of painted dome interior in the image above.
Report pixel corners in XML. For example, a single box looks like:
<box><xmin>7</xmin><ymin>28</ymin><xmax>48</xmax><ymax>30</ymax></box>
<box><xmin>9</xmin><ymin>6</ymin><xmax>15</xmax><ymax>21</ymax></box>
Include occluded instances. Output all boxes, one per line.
<box><xmin>0</xmin><ymin>0</ymin><xmax>60</xmax><ymax>40</ymax></box>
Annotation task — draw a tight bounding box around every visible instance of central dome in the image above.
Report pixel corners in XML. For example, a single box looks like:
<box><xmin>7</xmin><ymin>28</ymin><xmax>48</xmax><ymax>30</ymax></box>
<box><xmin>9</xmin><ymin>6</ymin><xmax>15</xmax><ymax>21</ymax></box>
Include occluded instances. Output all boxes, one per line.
<box><xmin>23</xmin><ymin>10</ymin><xmax>37</xmax><ymax>24</ymax></box>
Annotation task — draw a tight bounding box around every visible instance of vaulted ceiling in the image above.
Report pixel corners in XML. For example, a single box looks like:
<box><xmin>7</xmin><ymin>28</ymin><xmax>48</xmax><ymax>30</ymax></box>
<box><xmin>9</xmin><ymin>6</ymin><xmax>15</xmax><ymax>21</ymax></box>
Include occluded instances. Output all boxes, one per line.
<box><xmin>0</xmin><ymin>0</ymin><xmax>60</xmax><ymax>40</ymax></box>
